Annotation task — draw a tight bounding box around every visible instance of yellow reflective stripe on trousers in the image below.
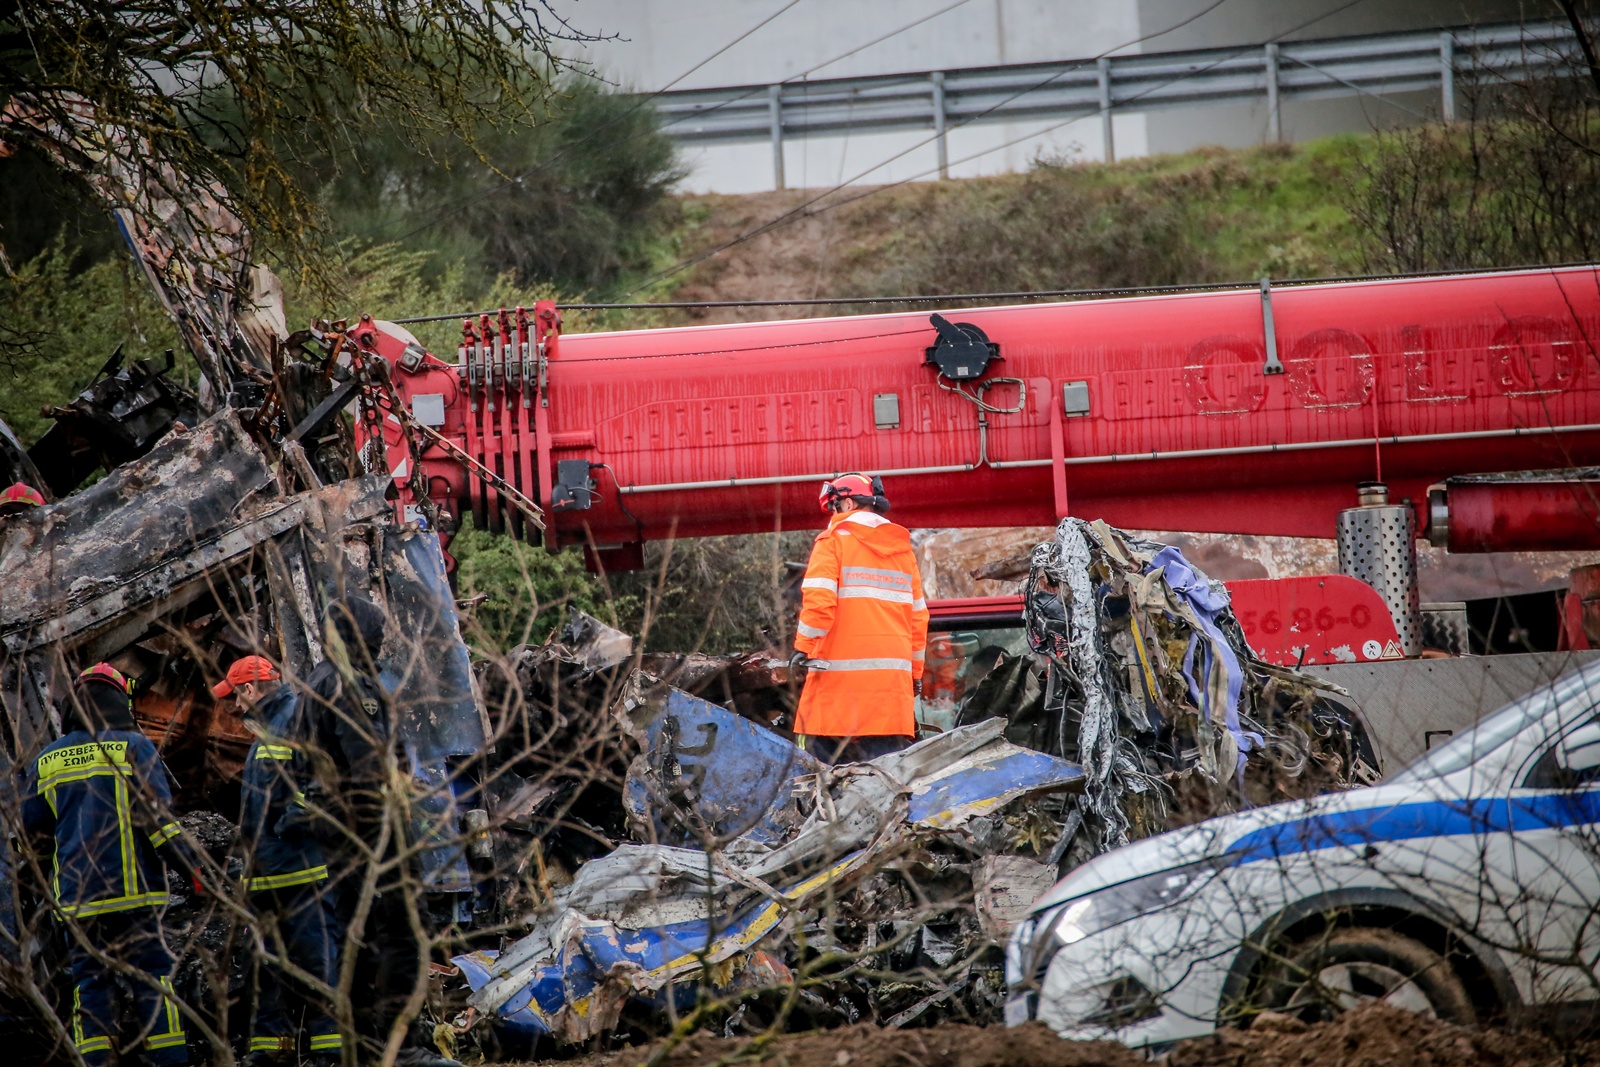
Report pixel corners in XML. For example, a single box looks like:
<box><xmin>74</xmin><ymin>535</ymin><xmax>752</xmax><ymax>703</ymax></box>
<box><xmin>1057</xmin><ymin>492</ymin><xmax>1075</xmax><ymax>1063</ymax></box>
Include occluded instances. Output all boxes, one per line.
<box><xmin>250</xmin><ymin>1035</ymin><xmax>292</xmax><ymax>1052</ymax></box>
<box><xmin>149</xmin><ymin>821</ymin><xmax>182</xmax><ymax>847</ymax></box>
<box><xmin>246</xmin><ymin>865</ymin><xmax>329</xmax><ymax>891</ymax></box>
<box><xmin>72</xmin><ymin>983</ymin><xmax>112</xmax><ymax>1053</ymax></box>
<box><xmin>308</xmin><ymin>1032</ymin><xmax>344</xmax><ymax>1051</ymax></box>
<box><xmin>254</xmin><ymin>744</ymin><xmax>294</xmax><ymax>760</ymax></box>
<box><xmin>143</xmin><ymin>975</ymin><xmax>184</xmax><ymax>1050</ymax></box>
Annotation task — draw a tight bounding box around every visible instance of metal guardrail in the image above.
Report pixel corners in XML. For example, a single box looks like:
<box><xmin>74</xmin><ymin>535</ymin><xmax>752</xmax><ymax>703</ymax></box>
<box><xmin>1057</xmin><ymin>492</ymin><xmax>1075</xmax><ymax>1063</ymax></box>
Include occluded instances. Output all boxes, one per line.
<box><xmin>653</xmin><ymin>20</ymin><xmax>1581</xmax><ymax>188</ymax></box>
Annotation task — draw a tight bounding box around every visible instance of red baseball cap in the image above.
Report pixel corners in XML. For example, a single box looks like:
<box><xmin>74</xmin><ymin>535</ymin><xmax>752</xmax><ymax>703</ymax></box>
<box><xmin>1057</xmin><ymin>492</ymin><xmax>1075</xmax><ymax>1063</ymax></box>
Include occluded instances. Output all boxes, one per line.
<box><xmin>211</xmin><ymin>655</ymin><xmax>280</xmax><ymax>698</ymax></box>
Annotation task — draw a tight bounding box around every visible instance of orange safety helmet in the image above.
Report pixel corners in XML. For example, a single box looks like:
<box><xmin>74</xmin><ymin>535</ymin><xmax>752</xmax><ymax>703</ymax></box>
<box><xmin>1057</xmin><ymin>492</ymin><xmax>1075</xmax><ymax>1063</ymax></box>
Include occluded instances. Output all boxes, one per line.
<box><xmin>818</xmin><ymin>473</ymin><xmax>888</xmax><ymax>514</ymax></box>
<box><xmin>0</xmin><ymin>482</ymin><xmax>45</xmax><ymax>512</ymax></box>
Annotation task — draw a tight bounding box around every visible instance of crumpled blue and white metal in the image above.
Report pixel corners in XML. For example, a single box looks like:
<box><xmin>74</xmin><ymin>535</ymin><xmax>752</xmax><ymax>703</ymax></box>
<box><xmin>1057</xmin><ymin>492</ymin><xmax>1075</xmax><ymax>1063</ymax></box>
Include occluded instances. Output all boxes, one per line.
<box><xmin>453</xmin><ymin>686</ymin><xmax>1082</xmax><ymax>1040</ymax></box>
<box><xmin>1144</xmin><ymin>545</ymin><xmax>1263</xmax><ymax>774</ymax></box>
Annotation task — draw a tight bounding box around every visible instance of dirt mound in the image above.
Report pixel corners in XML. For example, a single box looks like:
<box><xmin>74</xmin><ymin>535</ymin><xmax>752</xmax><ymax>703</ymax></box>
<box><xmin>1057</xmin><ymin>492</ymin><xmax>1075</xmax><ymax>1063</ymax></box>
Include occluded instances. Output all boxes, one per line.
<box><xmin>548</xmin><ymin>1005</ymin><xmax>1598</xmax><ymax>1067</ymax></box>
<box><xmin>1170</xmin><ymin>1005</ymin><xmax>1595</xmax><ymax>1067</ymax></box>
<box><xmin>570</xmin><ymin>1022</ymin><xmax>1137</xmax><ymax>1067</ymax></box>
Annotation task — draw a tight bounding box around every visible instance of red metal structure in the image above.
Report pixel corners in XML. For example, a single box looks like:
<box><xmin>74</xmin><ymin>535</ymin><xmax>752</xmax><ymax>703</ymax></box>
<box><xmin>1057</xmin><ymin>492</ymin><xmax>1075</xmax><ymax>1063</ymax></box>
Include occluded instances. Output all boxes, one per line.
<box><xmin>927</xmin><ymin>576</ymin><xmax>1403</xmax><ymax>669</ymax></box>
<box><xmin>353</xmin><ymin>266</ymin><xmax>1600</xmax><ymax>569</ymax></box>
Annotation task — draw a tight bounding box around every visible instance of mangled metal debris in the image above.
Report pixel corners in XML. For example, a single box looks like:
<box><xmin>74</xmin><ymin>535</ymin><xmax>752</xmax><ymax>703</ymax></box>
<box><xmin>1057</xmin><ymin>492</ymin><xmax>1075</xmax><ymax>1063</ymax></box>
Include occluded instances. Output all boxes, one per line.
<box><xmin>453</xmin><ymin>683</ymin><xmax>1082</xmax><ymax>1041</ymax></box>
<box><xmin>435</xmin><ymin>519</ymin><xmax>1366</xmax><ymax>1047</ymax></box>
<box><xmin>1021</xmin><ymin>518</ymin><xmax>1369</xmax><ymax>864</ymax></box>
<box><xmin>0</xmin><ymin>406</ymin><xmax>485</xmax><ymax>822</ymax></box>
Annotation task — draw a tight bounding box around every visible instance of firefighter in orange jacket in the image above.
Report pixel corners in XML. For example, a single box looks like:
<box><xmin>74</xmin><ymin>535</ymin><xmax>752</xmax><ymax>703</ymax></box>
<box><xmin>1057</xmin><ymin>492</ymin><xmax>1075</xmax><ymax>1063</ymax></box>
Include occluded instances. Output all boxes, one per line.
<box><xmin>790</xmin><ymin>473</ymin><xmax>930</xmax><ymax>764</ymax></box>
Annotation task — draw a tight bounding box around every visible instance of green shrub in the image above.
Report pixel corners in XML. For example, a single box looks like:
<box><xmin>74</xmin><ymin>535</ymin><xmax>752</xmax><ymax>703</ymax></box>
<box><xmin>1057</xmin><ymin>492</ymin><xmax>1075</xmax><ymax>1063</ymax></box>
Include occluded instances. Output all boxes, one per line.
<box><xmin>449</xmin><ymin>517</ymin><xmax>615</xmax><ymax>654</ymax></box>
<box><xmin>0</xmin><ymin>237</ymin><xmax>182</xmax><ymax>447</ymax></box>
<box><xmin>312</xmin><ymin>77</ymin><xmax>684</xmax><ymax>294</ymax></box>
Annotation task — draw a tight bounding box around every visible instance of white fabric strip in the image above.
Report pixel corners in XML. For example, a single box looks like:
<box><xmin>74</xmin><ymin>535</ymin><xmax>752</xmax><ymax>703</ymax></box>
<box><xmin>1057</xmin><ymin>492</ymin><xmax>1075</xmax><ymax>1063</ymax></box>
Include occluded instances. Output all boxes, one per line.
<box><xmin>911</xmin><ymin>598</ymin><xmax>927</xmax><ymax>611</ymax></box>
<box><xmin>809</xmin><ymin>657</ymin><xmax>914</xmax><ymax>672</ymax></box>
<box><xmin>802</xmin><ymin>577</ymin><xmax>838</xmax><ymax>592</ymax></box>
<box><xmin>838</xmin><ymin>587</ymin><xmax>914</xmax><ymax>604</ymax></box>
<box><xmin>796</xmin><ymin>621</ymin><xmax>828</xmax><ymax>638</ymax></box>
<box><xmin>843</xmin><ymin>512</ymin><xmax>889</xmax><ymax>528</ymax></box>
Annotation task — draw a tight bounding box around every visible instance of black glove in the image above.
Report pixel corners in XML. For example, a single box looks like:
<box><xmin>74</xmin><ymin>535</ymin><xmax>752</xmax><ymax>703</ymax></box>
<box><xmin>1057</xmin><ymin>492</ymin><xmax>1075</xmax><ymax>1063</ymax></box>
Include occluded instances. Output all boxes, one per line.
<box><xmin>788</xmin><ymin>651</ymin><xmax>810</xmax><ymax>676</ymax></box>
<box><xmin>914</xmin><ymin>678</ymin><xmax>923</xmax><ymax>698</ymax></box>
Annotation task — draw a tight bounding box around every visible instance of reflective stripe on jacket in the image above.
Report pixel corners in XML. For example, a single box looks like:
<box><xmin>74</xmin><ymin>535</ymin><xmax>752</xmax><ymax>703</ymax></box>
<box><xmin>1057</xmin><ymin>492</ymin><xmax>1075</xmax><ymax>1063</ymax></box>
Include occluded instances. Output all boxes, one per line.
<box><xmin>21</xmin><ymin>730</ymin><xmax>177</xmax><ymax>917</ymax></box>
<box><xmin>793</xmin><ymin>510</ymin><xmax>930</xmax><ymax>737</ymax></box>
<box><xmin>239</xmin><ymin>683</ymin><xmax>328</xmax><ymax>892</ymax></box>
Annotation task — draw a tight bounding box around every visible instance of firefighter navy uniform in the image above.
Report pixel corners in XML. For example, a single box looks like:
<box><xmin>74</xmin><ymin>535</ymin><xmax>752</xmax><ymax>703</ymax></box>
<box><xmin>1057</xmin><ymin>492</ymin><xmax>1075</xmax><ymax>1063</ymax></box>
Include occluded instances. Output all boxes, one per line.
<box><xmin>21</xmin><ymin>724</ymin><xmax>189</xmax><ymax>1066</ymax></box>
<box><xmin>793</xmin><ymin>508</ymin><xmax>930</xmax><ymax>752</ymax></box>
<box><xmin>238</xmin><ymin>680</ymin><xmax>344</xmax><ymax>1061</ymax></box>
<box><xmin>290</xmin><ymin>595</ymin><xmax>429</xmax><ymax>1059</ymax></box>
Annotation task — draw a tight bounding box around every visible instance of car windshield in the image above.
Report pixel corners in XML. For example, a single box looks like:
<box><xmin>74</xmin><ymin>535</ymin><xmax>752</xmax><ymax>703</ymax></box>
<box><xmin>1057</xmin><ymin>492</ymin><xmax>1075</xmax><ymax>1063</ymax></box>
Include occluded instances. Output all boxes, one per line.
<box><xmin>1390</xmin><ymin>662</ymin><xmax>1600</xmax><ymax>783</ymax></box>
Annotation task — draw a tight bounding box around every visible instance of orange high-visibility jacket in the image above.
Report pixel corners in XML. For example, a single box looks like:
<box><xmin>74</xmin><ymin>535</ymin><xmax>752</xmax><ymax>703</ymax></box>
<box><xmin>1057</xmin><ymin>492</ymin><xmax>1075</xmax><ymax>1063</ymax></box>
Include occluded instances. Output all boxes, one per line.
<box><xmin>793</xmin><ymin>510</ymin><xmax>930</xmax><ymax>738</ymax></box>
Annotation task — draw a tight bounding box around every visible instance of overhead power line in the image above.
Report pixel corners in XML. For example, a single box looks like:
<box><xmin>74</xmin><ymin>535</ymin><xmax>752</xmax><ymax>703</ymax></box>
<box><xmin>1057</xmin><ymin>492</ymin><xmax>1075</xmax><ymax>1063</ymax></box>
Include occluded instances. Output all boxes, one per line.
<box><xmin>387</xmin><ymin>0</ymin><xmax>985</xmax><ymax>244</ymax></box>
<box><xmin>605</xmin><ymin>0</ymin><xmax>1385</xmax><ymax>302</ymax></box>
<box><xmin>389</xmin><ymin>261</ymin><xmax>1600</xmax><ymax>326</ymax></box>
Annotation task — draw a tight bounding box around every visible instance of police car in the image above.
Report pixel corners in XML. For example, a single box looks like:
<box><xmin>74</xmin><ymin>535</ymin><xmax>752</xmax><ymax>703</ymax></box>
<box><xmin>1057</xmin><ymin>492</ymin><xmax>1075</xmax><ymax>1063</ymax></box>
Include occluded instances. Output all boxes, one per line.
<box><xmin>1005</xmin><ymin>661</ymin><xmax>1600</xmax><ymax>1043</ymax></box>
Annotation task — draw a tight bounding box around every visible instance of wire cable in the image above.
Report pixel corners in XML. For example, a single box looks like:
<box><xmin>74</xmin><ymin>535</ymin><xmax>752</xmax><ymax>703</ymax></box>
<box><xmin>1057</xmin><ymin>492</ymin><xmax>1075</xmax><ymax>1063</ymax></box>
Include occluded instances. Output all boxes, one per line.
<box><xmin>386</xmin><ymin>0</ymin><xmax>981</xmax><ymax>244</ymax></box>
<box><xmin>387</xmin><ymin>0</ymin><xmax>1223</xmax><ymax>246</ymax></box>
<box><xmin>385</xmin><ymin>0</ymin><xmax>807</xmax><ymax>243</ymax></box>
<box><xmin>389</xmin><ymin>260</ymin><xmax>1600</xmax><ymax>325</ymax></box>
<box><xmin>607</xmin><ymin>0</ymin><xmax>1373</xmax><ymax>301</ymax></box>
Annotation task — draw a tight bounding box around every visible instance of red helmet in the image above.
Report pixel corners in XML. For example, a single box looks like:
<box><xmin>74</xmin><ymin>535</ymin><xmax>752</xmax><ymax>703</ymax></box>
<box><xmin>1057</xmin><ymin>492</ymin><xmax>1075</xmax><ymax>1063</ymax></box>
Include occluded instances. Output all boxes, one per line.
<box><xmin>71</xmin><ymin>662</ymin><xmax>135</xmax><ymax>723</ymax></box>
<box><xmin>818</xmin><ymin>473</ymin><xmax>887</xmax><ymax>514</ymax></box>
<box><xmin>75</xmin><ymin>662</ymin><xmax>134</xmax><ymax>696</ymax></box>
<box><xmin>0</xmin><ymin>482</ymin><xmax>45</xmax><ymax>511</ymax></box>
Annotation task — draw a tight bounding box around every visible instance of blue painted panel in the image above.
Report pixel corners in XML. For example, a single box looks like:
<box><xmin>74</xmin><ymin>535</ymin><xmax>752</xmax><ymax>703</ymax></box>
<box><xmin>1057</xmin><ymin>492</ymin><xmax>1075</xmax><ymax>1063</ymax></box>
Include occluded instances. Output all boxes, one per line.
<box><xmin>907</xmin><ymin>749</ymin><xmax>1082</xmax><ymax>825</ymax></box>
<box><xmin>626</xmin><ymin>688</ymin><xmax>820</xmax><ymax>847</ymax></box>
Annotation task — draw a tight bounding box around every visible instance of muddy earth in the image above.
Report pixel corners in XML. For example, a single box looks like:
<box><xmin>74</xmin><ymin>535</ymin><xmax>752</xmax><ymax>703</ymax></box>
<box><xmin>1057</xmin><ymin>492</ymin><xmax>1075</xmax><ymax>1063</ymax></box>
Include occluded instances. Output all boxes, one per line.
<box><xmin>542</xmin><ymin>1004</ymin><xmax>1599</xmax><ymax>1067</ymax></box>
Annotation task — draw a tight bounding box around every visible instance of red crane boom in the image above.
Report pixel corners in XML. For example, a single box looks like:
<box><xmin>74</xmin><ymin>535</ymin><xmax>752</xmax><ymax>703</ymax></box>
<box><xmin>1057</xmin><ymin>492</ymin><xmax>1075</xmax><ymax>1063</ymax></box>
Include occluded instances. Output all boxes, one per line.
<box><xmin>352</xmin><ymin>266</ymin><xmax>1600</xmax><ymax>566</ymax></box>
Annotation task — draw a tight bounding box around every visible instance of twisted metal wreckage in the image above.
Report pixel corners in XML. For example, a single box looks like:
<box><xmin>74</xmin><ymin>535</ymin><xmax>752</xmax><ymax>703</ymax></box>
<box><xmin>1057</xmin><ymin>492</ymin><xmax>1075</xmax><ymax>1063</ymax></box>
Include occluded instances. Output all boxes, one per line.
<box><xmin>447</xmin><ymin>521</ymin><xmax>1364</xmax><ymax>1042</ymax></box>
<box><xmin>0</xmin><ymin>97</ymin><xmax>1364</xmax><ymax>1047</ymax></box>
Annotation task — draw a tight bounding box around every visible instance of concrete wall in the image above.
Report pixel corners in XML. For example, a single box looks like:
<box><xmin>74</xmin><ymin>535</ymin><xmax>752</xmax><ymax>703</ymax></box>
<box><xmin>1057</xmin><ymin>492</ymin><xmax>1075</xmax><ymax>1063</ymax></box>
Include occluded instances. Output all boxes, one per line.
<box><xmin>547</xmin><ymin>0</ymin><xmax>1149</xmax><ymax>192</ymax></box>
<box><xmin>547</xmin><ymin>0</ymin><xmax>1542</xmax><ymax>192</ymax></box>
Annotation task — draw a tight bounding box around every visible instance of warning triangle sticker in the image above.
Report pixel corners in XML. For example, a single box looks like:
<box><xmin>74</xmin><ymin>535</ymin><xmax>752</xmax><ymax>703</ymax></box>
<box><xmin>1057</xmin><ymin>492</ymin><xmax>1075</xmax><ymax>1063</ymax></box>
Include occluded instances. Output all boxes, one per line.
<box><xmin>1382</xmin><ymin>639</ymin><xmax>1404</xmax><ymax>659</ymax></box>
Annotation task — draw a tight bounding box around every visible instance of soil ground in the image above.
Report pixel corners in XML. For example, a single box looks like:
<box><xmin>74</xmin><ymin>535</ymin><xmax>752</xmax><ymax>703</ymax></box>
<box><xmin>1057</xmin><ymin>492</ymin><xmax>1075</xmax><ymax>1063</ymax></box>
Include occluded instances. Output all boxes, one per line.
<box><xmin>531</xmin><ymin>1005</ymin><xmax>1599</xmax><ymax>1067</ymax></box>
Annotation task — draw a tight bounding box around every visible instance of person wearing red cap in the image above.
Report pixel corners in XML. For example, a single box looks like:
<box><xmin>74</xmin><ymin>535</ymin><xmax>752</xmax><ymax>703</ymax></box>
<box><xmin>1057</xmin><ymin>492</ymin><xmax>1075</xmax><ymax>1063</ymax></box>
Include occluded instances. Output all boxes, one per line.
<box><xmin>790</xmin><ymin>473</ymin><xmax>930</xmax><ymax>764</ymax></box>
<box><xmin>219</xmin><ymin>655</ymin><xmax>347</xmax><ymax>1067</ymax></box>
<box><xmin>20</xmin><ymin>663</ymin><xmax>195</xmax><ymax>1067</ymax></box>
